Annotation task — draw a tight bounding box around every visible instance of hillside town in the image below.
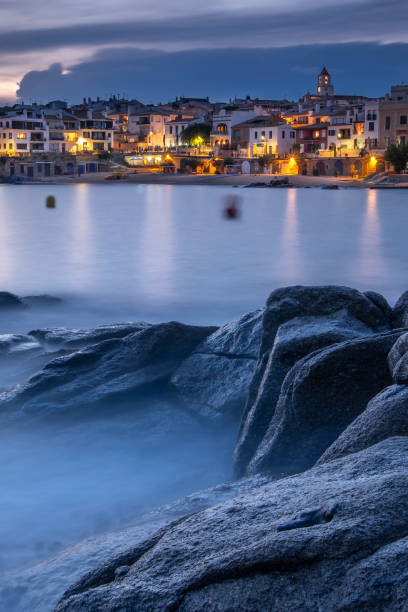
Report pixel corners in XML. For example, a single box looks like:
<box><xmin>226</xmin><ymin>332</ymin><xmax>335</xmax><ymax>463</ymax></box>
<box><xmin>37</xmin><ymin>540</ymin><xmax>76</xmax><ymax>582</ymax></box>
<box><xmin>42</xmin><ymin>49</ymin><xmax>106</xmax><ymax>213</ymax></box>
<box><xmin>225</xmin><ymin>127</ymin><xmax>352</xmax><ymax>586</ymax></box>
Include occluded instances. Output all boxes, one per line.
<box><xmin>1</xmin><ymin>68</ymin><xmax>408</xmax><ymax>180</ymax></box>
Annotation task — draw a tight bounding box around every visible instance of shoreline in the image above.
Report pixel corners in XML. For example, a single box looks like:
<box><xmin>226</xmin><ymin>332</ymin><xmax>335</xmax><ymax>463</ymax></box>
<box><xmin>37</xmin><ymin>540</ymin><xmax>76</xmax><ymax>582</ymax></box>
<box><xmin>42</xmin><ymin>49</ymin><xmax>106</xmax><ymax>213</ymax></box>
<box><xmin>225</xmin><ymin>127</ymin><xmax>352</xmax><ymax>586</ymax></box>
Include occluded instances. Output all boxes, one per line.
<box><xmin>3</xmin><ymin>172</ymin><xmax>365</xmax><ymax>188</ymax></box>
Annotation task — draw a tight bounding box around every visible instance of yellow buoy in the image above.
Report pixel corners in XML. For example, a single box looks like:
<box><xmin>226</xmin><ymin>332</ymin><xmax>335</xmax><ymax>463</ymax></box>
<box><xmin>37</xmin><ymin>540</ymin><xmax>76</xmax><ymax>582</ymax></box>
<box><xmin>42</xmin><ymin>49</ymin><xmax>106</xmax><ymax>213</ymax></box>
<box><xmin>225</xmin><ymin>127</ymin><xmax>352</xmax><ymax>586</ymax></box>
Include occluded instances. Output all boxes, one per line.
<box><xmin>46</xmin><ymin>195</ymin><xmax>56</xmax><ymax>208</ymax></box>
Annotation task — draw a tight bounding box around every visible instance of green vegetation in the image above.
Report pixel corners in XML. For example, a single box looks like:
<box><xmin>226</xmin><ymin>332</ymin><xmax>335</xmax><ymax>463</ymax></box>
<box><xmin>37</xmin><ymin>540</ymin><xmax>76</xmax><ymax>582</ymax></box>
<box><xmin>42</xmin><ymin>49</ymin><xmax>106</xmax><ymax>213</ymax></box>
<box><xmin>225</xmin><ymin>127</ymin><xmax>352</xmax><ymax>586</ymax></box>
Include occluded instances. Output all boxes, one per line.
<box><xmin>257</xmin><ymin>154</ymin><xmax>275</xmax><ymax>170</ymax></box>
<box><xmin>384</xmin><ymin>143</ymin><xmax>408</xmax><ymax>173</ymax></box>
<box><xmin>180</xmin><ymin>123</ymin><xmax>211</xmax><ymax>147</ymax></box>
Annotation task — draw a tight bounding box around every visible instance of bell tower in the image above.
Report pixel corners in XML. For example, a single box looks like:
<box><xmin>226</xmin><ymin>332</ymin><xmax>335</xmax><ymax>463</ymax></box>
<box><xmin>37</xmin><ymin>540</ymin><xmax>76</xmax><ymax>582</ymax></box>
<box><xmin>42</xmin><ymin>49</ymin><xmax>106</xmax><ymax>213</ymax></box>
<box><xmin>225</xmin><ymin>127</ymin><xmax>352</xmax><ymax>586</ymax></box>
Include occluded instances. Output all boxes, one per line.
<box><xmin>317</xmin><ymin>67</ymin><xmax>334</xmax><ymax>97</ymax></box>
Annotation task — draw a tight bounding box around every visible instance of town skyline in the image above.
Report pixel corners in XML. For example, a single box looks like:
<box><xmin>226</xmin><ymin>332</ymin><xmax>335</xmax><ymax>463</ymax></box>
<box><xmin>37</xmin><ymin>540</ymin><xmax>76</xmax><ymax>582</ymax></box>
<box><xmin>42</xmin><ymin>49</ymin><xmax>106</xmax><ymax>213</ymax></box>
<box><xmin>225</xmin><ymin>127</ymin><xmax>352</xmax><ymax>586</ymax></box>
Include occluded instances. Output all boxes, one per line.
<box><xmin>1</xmin><ymin>0</ymin><xmax>408</xmax><ymax>104</ymax></box>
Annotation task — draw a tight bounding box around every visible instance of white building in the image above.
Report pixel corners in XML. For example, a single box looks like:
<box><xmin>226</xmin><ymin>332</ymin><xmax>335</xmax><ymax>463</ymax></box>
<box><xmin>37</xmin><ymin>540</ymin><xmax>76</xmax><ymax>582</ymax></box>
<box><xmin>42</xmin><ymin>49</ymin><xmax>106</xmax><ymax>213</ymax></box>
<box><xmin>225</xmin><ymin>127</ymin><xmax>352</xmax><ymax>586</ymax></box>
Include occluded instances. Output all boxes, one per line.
<box><xmin>0</xmin><ymin>108</ymin><xmax>48</xmax><ymax>155</ymax></box>
<box><xmin>164</xmin><ymin>117</ymin><xmax>195</xmax><ymax>147</ymax></box>
<box><xmin>231</xmin><ymin>117</ymin><xmax>296</xmax><ymax>157</ymax></box>
<box><xmin>363</xmin><ymin>100</ymin><xmax>380</xmax><ymax>150</ymax></box>
<box><xmin>127</xmin><ymin>108</ymin><xmax>177</xmax><ymax>149</ymax></box>
<box><xmin>210</xmin><ymin>105</ymin><xmax>269</xmax><ymax>150</ymax></box>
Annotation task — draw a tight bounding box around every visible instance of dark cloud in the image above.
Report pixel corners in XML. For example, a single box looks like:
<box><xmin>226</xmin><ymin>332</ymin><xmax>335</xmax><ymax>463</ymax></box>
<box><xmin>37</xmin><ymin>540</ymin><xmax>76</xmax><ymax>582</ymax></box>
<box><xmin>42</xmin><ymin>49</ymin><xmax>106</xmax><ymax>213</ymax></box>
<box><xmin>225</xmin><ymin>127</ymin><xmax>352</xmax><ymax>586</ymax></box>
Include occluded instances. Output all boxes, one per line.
<box><xmin>16</xmin><ymin>43</ymin><xmax>408</xmax><ymax>104</ymax></box>
<box><xmin>2</xmin><ymin>0</ymin><xmax>408</xmax><ymax>55</ymax></box>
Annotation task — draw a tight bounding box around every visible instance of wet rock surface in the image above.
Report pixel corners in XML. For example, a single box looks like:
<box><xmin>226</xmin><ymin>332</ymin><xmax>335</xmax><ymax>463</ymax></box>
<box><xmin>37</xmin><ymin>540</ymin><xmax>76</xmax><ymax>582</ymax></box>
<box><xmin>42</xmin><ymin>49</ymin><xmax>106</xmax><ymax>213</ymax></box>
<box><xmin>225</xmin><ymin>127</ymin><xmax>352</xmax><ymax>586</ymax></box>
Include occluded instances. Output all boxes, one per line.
<box><xmin>0</xmin><ymin>321</ymin><xmax>216</xmax><ymax>421</ymax></box>
<box><xmin>246</xmin><ymin>330</ymin><xmax>403</xmax><ymax>477</ymax></box>
<box><xmin>234</xmin><ymin>286</ymin><xmax>392</xmax><ymax>476</ymax></box>
<box><xmin>318</xmin><ymin>384</ymin><xmax>408</xmax><ymax>464</ymax></box>
<box><xmin>55</xmin><ymin>438</ymin><xmax>408</xmax><ymax>612</ymax></box>
<box><xmin>4</xmin><ymin>285</ymin><xmax>408</xmax><ymax>612</ymax></box>
<box><xmin>29</xmin><ymin>322</ymin><xmax>150</xmax><ymax>351</ymax></box>
<box><xmin>171</xmin><ymin>310</ymin><xmax>263</xmax><ymax>419</ymax></box>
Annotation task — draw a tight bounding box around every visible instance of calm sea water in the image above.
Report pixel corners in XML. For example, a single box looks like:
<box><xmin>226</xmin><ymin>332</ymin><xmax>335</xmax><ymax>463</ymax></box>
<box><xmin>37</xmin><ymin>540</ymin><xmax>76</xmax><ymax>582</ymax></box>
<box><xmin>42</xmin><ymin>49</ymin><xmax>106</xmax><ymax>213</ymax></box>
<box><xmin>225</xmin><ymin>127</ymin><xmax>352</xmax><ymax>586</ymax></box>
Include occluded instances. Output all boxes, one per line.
<box><xmin>0</xmin><ymin>183</ymin><xmax>407</xmax><ymax>332</ymax></box>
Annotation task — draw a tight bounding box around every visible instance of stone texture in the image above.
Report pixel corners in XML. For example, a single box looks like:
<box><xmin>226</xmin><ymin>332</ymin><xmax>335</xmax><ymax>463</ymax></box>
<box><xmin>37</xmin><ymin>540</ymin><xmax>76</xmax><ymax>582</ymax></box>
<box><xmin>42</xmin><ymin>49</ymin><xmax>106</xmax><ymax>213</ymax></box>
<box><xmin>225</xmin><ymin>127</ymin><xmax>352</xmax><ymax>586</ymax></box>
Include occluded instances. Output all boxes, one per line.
<box><xmin>29</xmin><ymin>322</ymin><xmax>150</xmax><ymax>351</ymax></box>
<box><xmin>0</xmin><ymin>291</ymin><xmax>24</xmax><ymax>308</ymax></box>
<box><xmin>234</xmin><ymin>286</ymin><xmax>391</xmax><ymax>477</ymax></box>
<box><xmin>171</xmin><ymin>310</ymin><xmax>263</xmax><ymax>419</ymax></box>
<box><xmin>388</xmin><ymin>332</ymin><xmax>408</xmax><ymax>383</ymax></box>
<box><xmin>55</xmin><ymin>438</ymin><xmax>408</xmax><ymax>612</ymax></box>
<box><xmin>0</xmin><ymin>474</ymin><xmax>269</xmax><ymax>612</ymax></box>
<box><xmin>0</xmin><ymin>322</ymin><xmax>216</xmax><ymax>422</ymax></box>
<box><xmin>318</xmin><ymin>384</ymin><xmax>408</xmax><ymax>464</ymax></box>
<box><xmin>246</xmin><ymin>330</ymin><xmax>403</xmax><ymax>477</ymax></box>
<box><xmin>392</xmin><ymin>290</ymin><xmax>408</xmax><ymax>328</ymax></box>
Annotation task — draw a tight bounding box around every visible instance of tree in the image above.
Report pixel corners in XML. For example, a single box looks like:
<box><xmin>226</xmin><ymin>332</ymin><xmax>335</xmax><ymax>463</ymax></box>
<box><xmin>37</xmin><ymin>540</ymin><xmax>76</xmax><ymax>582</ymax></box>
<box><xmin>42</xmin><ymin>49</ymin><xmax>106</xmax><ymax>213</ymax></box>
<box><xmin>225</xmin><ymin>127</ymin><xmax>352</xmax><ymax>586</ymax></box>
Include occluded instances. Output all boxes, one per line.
<box><xmin>180</xmin><ymin>123</ymin><xmax>211</xmax><ymax>146</ymax></box>
<box><xmin>384</xmin><ymin>143</ymin><xmax>408</xmax><ymax>173</ymax></box>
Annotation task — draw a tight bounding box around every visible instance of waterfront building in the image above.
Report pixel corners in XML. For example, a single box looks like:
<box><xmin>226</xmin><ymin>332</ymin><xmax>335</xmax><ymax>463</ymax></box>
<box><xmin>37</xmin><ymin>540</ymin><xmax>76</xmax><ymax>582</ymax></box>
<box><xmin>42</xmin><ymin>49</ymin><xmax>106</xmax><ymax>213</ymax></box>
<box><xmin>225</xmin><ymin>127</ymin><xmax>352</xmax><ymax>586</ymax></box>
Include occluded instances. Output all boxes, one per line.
<box><xmin>127</xmin><ymin>107</ymin><xmax>178</xmax><ymax>150</ymax></box>
<box><xmin>0</xmin><ymin>107</ymin><xmax>48</xmax><ymax>155</ymax></box>
<box><xmin>164</xmin><ymin>116</ymin><xmax>196</xmax><ymax>148</ymax></box>
<box><xmin>211</xmin><ymin>104</ymin><xmax>270</xmax><ymax>152</ymax></box>
<box><xmin>231</xmin><ymin>117</ymin><xmax>295</xmax><ymax>157</ymax></box>
<box><xmin>379</xmin><ymin>85</ymin><xmax>408</xmax><ymax>148</ymax></box>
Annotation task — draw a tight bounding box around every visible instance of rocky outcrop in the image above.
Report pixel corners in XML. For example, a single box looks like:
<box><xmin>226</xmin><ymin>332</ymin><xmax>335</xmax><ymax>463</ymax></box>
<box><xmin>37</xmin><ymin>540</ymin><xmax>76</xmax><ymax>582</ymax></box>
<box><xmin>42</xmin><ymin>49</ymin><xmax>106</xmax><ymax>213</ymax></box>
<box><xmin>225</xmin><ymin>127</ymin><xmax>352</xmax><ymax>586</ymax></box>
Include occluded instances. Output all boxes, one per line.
<box><xmin>392</xmin><ymin>290</ymin><xmax>408</xmax><ymax>328</ymax></box>
<box><xmin>0</xmin><ymin>291</ymin><xmax>25</xmax><ymax>308</ymax></box>
<box><xmin>234</xmin><ymin>286</ymin><xmax>392</xmax><ymax>476</ymax></box>
<box><xmin>1</xmin><ymin>475</ymin><xmax>270</xmax><ymax>612</ymax></box>
<box><xmin>0</xmin><ymin>291</ymin><xmax>61</xmax><ymax>309</ymax></box>
<box><xmin>171</xmin><ymin>310</ymin><xmax>263</xmax><ymax>419</ymax></box>
<box><xmin>0</xmin><ymin>322</ymin><xmax>216</xmax><ymax>421</ymax></box>
<box><xmin>388</xmin><ymin>331</ymin><xmax>408</xmax><ymax>383</ymax></box>
<box><xmin>318</xmin><ymin>384</ymin><xmax>408</xmax><ymax>464</ymax></box>
<box><xmin>245</xmin><ymin>330</ymin><xmax>402</xmax><ymax>477</ymax></box>
<box><xmin>29</xmin><ymin>322</ymin><xmax>150</xmax><ymax>351</ymax></box>
<box><xmin>55</xmin><ymin>438</ymin><xmax>408</xmax><ymax>612</ymax></box>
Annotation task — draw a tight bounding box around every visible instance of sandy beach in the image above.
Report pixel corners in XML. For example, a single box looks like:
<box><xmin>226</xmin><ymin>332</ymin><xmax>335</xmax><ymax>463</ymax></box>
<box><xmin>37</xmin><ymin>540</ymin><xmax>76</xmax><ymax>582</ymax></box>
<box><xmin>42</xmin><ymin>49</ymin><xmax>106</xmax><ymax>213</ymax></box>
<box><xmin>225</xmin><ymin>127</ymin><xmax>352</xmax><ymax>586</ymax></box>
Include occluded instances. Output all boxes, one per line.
<box><xmin>43</xmin><ymin>172</ymin><xmax>363</xmax><ymax>188</ymax></box>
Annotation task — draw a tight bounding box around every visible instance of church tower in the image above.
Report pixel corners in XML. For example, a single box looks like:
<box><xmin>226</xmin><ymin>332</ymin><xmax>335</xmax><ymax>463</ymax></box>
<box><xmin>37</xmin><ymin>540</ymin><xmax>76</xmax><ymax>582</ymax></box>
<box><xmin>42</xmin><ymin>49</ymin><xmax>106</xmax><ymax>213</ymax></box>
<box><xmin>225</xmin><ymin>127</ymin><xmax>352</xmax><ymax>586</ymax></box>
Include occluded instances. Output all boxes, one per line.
<box><xmin>317</xmin><ymin>67</ymin><xmax>334</xmax><ymax>97</ymax></box>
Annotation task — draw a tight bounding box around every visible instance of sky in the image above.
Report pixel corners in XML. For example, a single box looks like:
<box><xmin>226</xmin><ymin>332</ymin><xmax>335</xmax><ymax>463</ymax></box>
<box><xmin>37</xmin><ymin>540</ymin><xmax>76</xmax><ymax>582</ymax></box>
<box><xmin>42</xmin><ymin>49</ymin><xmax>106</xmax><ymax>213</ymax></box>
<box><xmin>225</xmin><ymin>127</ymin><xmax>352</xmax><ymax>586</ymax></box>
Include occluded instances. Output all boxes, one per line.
<box><xmin>0</xmin><ymin>0</ymin><xmax>407</xmax><ymax>104</ymax></box>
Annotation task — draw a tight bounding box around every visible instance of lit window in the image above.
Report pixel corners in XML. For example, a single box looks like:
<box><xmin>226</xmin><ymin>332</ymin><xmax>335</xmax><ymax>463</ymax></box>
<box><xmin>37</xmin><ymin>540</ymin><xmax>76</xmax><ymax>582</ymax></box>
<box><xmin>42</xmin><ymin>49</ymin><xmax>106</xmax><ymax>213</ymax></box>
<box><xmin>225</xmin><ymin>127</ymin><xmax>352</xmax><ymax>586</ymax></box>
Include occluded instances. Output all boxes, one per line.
<box><xmin>16</xmin><ymin>132</ymin><xmax>27</xmax><ymax>139</ymax></box>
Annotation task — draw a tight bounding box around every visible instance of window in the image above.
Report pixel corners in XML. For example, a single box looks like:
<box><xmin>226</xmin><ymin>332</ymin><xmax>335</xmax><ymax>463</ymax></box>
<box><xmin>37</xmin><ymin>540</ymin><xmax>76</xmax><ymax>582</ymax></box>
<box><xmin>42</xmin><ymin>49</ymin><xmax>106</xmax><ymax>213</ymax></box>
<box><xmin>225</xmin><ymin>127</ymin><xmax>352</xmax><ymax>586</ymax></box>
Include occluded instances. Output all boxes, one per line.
<box><xmin>169</xmin><ymin>126</ymin><xmax>173</xmax><ymax>134</ymax></box>
<box><xmin>20</xmin><ymin>165</ymin><xmax>25</xmax><ymax>173</ymax></box>
<box><xmin>290</xmin><ymin>131</ymin><xmax>295</xmax><ymax>138</ymax></box>
<box><xmin>400</xmin><ymin>136</ymin><xmax>406</xmax><ymax>145</ymax></box>
<box><xmin>8</xmin><ymin>143</ymin><xmax>12</xmax><ymax>149</ymax></box>
<box><xmin>385</xmin><ymin>116</ymin><xmax>391</xmax><ymax>130</ymax></box>
<box><xmin>269</xmin><ymin>131</ymin><xmax>272</xmax><ymax>139</ymax></box>
<box><xmin>329</xmin><ymin>129</ymin><xmax>336</xmax><ymax>136</ymax></box>
<box><xmin>16</xmin><ymin>132</ymin><xmax>27</xmax><ymax>139</ymax></box>
<box><xmin>254</xmin><ymin>131</ymin><xmax>258</xmax><ymax>139</ymax></box>
<box><xmin>83</xmin><ymin>131</ymin><xmax>90</xmax><ymax>138</ymax></box>
<box><xmin>368</xmin><ymin>122</ymin><xmax>375</xmax><ymax>131</ymax></box>
<box><xmin>93</xmin><ymin>142</ymin><xmax>104</xmax><ymax>151</ymax></box>
<box><xmin>9</xmin><ymin>133</ymin><xmax>12</xmax><ymax>139</ymax></box>
<box><xmin>400</xmin><ymin>115</ymin><xmax>407</xmax><ymax>125</ymax></box>
<box><xmin>268</xmin><ymin>146</ymin><xmax>272</xmax><ymax>154</ymax></box>
<box><xmin>17</xmin><ymin>144</ymin><xmax>27</xmax><ymax>150</ymax></box>
<box><xmin>91</xmin><ymin>132</ymin><xmax>106</xmax><ymax>140</ymax></box>
<box><xmin>261</xmin><ymin>131</ymin><xmax>265</xmax><ymax>138</ymax></box>
<box><xmin>281</xmin><ymin>131</ymin><xmax>285</xmax><ymax>139</ymax></box>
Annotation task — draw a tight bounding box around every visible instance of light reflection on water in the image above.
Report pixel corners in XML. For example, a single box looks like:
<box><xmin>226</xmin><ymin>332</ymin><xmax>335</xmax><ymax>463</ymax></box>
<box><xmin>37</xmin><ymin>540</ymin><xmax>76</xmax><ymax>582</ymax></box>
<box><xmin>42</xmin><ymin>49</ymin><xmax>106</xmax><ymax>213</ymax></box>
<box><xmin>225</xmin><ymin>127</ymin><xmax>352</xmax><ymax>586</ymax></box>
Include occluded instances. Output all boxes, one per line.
<box><xmin>0</xmin><ymin>183</ymin><xmax>407</xmax><ymax>331</ymax></box>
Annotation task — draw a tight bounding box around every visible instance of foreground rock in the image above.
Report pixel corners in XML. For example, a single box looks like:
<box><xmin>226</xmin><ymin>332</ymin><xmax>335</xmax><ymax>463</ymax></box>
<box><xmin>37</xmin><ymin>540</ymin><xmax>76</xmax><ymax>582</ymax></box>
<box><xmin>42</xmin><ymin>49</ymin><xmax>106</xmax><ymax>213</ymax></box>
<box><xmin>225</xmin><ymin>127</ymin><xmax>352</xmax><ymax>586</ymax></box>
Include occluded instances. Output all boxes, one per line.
<box><xmin>171</xmin><ymin>310</ymin><xmax>263</xmax><ymax>419</ymax></box>
<box><xmin>392</xmin><ymin>289</ymin><xmax>408</xmax><ymax>328</ymax></box>
<box><xmin>56</xmin><ymin>438</ymin><xmax>408</xmax><ymax>611</ymax></box>
<box><xmin>388</xmin><ymin>331</ymin><xmax>408</xmax><ymax>383</ymax></box>
<box><xmin>234</xmin><ymin>286</ymin><xmax>392</xmax><ymax>476</ymax></box>
<box><xmin>246</xmin><ymin>330</ymin><xmax>403</xmax><ymax>477</ymax></box>
<box><xmin>29</xmin><ymin>322</ymin><xmax>150</xmax><ymax>351</ymax></box>
<box><xmin>0</xmin><ymin>475</ymin><xmax>269</xmax><ymax>612</ymax></box>
<box><xmin>0</xmin><ymin>322</ymin><xmax>216</xmax><ymax>421</ymax></box>
<box><xmin>0</xmin><ymin>291</ymin><xmax>62</xmax><ymax>309</ymax></box>
<box><xmin>318</xmin><ymin>384</ymin><xmax>408</xmax><ymax>464</ymax></box>
<box><xmin>0</xmin><ymin>291</ymin><xmax>25</xmax><ymax>309</ymax></box>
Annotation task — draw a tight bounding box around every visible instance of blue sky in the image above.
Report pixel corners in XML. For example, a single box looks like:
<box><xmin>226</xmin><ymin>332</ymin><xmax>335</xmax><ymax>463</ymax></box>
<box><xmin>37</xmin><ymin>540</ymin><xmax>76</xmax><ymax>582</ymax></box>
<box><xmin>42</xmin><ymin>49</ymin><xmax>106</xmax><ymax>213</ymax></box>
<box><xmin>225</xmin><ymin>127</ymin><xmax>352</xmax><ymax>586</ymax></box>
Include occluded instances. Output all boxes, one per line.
<box><xmin>1</xmin><ymin>0</ymin><xmax>407</xmax><ymax>103</ymax></box>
